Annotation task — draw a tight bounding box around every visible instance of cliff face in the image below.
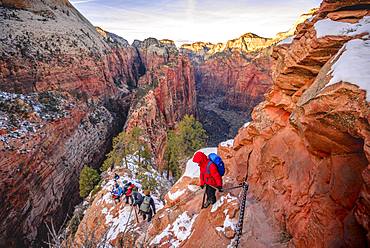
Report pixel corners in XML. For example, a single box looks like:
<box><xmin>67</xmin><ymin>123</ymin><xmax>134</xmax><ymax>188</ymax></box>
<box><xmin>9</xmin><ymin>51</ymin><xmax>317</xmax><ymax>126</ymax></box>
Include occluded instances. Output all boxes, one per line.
<box><xmin>126</xmin><ymin>39</ymin><xmax>196</xmax><ymax>168</ymax></box>
<box><xmin>0</xmin><ymin>1</ymin><xmax>198</xmax><ymax>245</ymax></box>
<box><xmin>146</xmin><ymin>0</ymin><xmax>370</xmax><ymax>247</ymax></box>
<box><xmin>0</xmin><ymin>1</ymin><xmax>138</xmax><ymax>246</ymax></box>
<box><xmin>195</xmin><ymin>51</ymin><xmax>273</xmax><ymax>145</ymax></box>
<box><xmin>184</xmin><ymin>11</ymin><xmax>315</xmax><ymax>146</ymax></box>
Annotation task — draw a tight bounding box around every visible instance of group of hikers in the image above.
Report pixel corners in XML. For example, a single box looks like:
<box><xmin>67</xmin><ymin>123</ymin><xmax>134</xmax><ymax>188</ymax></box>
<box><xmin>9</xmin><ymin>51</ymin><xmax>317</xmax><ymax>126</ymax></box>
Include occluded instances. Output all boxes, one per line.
<box><xmin>111</xmin><ymin>174</ymin><xmax>156</xmax><ymax>222</ymax></box>
<box><xmin>110</xmin><ymin>150</ymin><xmax>225</xmax><ymax>222</ymax></box>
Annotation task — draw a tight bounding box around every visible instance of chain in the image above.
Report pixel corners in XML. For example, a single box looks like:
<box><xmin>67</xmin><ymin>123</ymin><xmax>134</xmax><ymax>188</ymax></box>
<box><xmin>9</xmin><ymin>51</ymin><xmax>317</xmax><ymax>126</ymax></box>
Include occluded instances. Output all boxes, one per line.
<box><xmin>232</xmin><ymin>149</ymin><xmax>252</xmax><ymax>248</ymax></box>
<box><xmin>233</xmin><ymin>182</ymin><xmax>249</xmax><ymax>247</ymax></box>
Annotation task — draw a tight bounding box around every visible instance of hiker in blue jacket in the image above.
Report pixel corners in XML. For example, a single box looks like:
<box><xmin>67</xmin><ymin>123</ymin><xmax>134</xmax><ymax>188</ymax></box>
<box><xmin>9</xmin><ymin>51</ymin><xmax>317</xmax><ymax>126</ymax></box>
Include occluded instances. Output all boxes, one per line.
<box><xmin>111</xmin><ymin>183</ymin><xmax>123</xmax><ymax>202</ymax></box>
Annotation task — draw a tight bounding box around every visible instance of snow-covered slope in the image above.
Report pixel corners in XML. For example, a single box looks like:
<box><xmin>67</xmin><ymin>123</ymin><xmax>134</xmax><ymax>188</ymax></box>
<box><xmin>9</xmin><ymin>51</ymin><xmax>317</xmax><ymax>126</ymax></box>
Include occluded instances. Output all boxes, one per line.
<box><xmin>73</xmin><ymin>158</ymin><xmax>171</xmax><ymax>247</ymax></box>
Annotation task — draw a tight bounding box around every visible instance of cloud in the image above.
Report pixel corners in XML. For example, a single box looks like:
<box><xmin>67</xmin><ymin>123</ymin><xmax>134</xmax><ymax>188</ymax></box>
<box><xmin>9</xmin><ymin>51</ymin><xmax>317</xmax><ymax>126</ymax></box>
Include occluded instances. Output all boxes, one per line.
<box><xmin>70</xmin><ymin>0</ymin><xmax>95</xmax><ymax>4</ymax></box>
<box><xmin>71</xmin><ymin>0</ymin><xmax>321</xmax><ymax>44</ymax></box>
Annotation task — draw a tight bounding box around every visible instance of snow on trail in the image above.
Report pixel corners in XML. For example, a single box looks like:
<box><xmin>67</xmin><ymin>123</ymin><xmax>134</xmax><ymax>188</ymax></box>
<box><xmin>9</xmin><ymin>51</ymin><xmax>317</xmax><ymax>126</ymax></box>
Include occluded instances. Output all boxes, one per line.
<box><xmin>150</xmin><ymin>212</ymin><xmax>199</xmax><ymax>247</ymax></box>
<box><xmin>167</xmin><ymin>188</ymin><xmax>187</xmax><ymax>201</ymax></box>
<box><xmin>326</xmin><ymin>39</ymin><xmax>370</xmax><ymax>101</ymax></box>
<box><xmin>211</xmin><ymin>193</ymin><xmax>239</xmax><ymax>213</ymax></box>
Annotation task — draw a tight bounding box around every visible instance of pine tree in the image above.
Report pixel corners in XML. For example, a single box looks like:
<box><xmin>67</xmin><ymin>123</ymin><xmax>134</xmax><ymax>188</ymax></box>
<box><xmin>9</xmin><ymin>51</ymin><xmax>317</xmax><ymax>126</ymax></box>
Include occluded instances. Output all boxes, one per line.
<box><xmin>178</xmin><ymin>115</ymin><xmax>207</xmax><ymax>155</ymax></box>
<box><xmin>164</xmin><ymin>130</ymin><xmax>183</xmax><ymax>179</ymax></box>
<box><xmin>101</xmin><ymin>127</ymin><xmax>143</xmax><ymax>171</ymax></box>
<box><xmin>79</xmin><ymin>166</ymin><xmax>100</xmax><ymax>198</ymax></box>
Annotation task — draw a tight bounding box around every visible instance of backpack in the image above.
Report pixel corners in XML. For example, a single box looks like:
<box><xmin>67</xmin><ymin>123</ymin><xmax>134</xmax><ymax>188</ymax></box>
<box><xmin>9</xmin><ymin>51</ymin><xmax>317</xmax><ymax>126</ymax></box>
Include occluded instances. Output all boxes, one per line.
<box><xmin>140</xmin><ymin>196</ymin><xmax>151</xmax><ymax>213</ymax></box>
<box><xmin>207</xmin><ymin>153</ymin><xmax>225</xmax><ymax>176</ymax></box>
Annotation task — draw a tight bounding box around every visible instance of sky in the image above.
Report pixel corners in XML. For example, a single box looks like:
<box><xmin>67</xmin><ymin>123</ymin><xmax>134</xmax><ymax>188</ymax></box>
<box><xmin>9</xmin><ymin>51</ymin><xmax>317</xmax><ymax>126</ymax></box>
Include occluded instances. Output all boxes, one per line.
<box><xmin>70</xmin><ymin>0</ymin><xmax>321</xmax><ymax>45</ymax></box>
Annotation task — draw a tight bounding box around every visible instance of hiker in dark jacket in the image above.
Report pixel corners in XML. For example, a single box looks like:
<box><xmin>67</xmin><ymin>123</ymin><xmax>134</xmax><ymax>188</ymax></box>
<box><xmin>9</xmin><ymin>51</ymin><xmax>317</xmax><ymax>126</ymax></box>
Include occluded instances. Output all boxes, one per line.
<box><xmin>140</xmin><ymin>190</ymin><xmax>156</xmax><ymax>222</ymax></box>
<box><xmin>132</xmin><ymin>188</ymin><xmax>143</xmax><ymax>207</ymax></box>
<box><xmin>193</xmin><ymin>151</ymin><xmax>223</xmax><ymax>208</ymax></box>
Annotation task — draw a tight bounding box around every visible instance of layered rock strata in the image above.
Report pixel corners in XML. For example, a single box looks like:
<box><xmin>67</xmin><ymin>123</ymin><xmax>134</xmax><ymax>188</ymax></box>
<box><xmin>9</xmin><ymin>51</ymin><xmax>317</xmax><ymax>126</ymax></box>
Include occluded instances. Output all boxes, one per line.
<box><xmin>147</xmin><ymin>0</ymin><xmax>370</xmax><ymax>247</ymax></box>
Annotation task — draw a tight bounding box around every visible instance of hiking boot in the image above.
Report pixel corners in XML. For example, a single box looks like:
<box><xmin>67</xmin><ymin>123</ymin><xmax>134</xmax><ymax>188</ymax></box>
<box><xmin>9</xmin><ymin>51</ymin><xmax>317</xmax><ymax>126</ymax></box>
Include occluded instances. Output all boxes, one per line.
<box><xmin>203</xmin><ymin>200</ymin><xmax>212</xmax><ymax>208</ymax></box>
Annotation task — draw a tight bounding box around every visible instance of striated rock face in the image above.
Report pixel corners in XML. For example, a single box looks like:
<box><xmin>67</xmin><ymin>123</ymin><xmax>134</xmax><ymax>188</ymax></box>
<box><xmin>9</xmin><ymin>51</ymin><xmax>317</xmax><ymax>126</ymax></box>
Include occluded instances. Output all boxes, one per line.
<box><xmin>0</xmin><ymin>1</ymin><xmax>138</xmax><ymax>246</ymax></box>
<box><xmin>145</xmin><ymin>0</ymin><xmax>370</xmax><ymax>247</ymax></box>
<box><xmin>0</xmin><ymin>1</ymin><xmax>198</xmax><ymax>246</ymax></box>
<box><xmin>227</xmin><ymin>0</ymin><xmax>370</xmax><ymax>246</ymax></box>
<box><xmin>126</xmin><ymin>39</ymin><xmax>196</xmax><ymax>167</ymax></box>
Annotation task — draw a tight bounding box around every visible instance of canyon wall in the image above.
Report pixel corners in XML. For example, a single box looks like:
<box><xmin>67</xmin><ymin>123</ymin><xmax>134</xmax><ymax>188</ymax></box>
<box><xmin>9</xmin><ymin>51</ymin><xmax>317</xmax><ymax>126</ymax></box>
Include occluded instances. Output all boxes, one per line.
<box><xmin>147</xmin><ymin>0</ymin><xmax>370</xmax><ymax>247</ymax></box>
<box><xmin>181</xmin><ymin>13</ymin><xmax>315</xmax><ymax>146</ymax></box>
<box><xmin>125</xmin><ymin>38</ymin><xmax>197</xmax><ymax>168</ymax></box>
<box><xmin>0</xmin><ymin>1</ymin><xmax>198</xmax><ymax>246</ymax></box>
<box><xmin>0</xmin><ymin>1</ymin><xmax>136</xmax><ymax>246</ymax></box>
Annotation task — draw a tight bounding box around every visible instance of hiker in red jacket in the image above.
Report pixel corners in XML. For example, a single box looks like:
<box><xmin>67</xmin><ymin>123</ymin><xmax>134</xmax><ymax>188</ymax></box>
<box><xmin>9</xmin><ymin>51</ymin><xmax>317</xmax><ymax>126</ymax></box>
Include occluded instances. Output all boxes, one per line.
<box><xmin>193</xmin><ymin>151</ymin><xmax>223</xmax><ymax>208</ymax></box>
<box><xmin>125</xmin><ymin>182</ymin><xmax>135</xmax><ymax>205</ymax></box>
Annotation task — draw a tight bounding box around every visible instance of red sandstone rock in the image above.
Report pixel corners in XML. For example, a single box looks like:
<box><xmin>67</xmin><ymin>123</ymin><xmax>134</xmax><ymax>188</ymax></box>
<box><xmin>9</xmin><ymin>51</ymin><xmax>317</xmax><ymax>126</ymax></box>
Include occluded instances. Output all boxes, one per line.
<box><xmin>197</xmin><ymin>51</ymin><xmax>273</xmax><ymax>111</ymax></box>
<box><xmin>125</xmin><ymin>41</ymin><xmax>196</xmax><ymax>168</ymax></box>
<box><xmin>146</xmin><ymin>1</ymin><xmax>370</xmax><ymax>247</ymax></box>
<box><xmin>0</xmin><ymin>1</ymin><xmax>136</xmax><ymax>246</ymax></box>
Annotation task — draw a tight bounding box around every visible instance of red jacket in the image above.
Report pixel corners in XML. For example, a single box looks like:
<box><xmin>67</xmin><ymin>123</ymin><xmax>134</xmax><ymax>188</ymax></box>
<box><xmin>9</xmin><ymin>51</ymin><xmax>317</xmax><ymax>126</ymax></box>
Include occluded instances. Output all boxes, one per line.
<box><xmin>193</xmin><ymin>151</ymin><xmax>222</xmax><ymax>188</ymax></box>
<box><xmin>126</xmin><ymin>184</ymin><xmax>135</xmax><ymax>196</ymax></box>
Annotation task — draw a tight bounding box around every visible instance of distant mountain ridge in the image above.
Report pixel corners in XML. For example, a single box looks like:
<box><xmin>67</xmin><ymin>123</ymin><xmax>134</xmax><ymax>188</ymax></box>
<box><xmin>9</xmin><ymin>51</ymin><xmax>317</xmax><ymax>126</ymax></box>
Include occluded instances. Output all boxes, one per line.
<box><xmin>180</xmin><ymin>10</ymin><xmax>317</xmax><ymax>57</ymax></box>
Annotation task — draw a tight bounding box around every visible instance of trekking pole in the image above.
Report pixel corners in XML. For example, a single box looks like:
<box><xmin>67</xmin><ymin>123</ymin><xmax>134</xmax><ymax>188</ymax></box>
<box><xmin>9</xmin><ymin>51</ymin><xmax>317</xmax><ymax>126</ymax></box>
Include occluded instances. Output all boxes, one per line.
<box><xmin>133</xmin><ymin>205</ymin><xmax>139</xmax><ymax>222</ymax></box>
<box><xmin>201</xmin><ymin>188</ymin><xmax>206</xmax><ymax>209</ymax></box>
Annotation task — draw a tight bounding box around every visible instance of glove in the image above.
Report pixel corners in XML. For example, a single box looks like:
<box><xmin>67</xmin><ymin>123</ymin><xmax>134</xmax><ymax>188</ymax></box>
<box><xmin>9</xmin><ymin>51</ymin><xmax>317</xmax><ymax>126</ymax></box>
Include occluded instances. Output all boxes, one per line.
<box><xmin>218</xmin><ymin>187</ymin><xmax>223</xmax><ymax>192</ymax></box>
<box><xmin>200</xmin><ymin>185</ymin><xmax>204</xmax><ymax>189</ymax></box>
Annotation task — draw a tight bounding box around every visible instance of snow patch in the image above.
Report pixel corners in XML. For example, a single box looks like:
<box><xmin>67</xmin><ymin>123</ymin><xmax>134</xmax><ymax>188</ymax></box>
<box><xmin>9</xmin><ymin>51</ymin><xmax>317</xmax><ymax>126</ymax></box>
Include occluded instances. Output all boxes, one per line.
<box><xmin>278</xmin><ymin>36</ymin><xmax>294</xmax><ymax>45</ymax></box>
<box><xmin>216</xmin><ymin>214</ymin><xmax>238</xmax><ymax>234</ymax></box>
<box><xmin>211</xmin><ymin>193</ymin><xmax>238</xmax><ymax>213</ymax></box>
<box><xmin>167</xmin><ymin>189</ymin><xmax>186</xmax><ymax>201</ymax></box>
<box><xmin>314</xmin><ymin>16</ymin><xmax>370</xmax><ymax>38</ymax></box>
<box><xmin>326</xmin><ymin>39</ymin><xmax>370</xmax><ymax>101</ymax></box>
<box><xmin>187</xmin><ymin>185</ymin><xmax>199</xmax><ymax>192</ymax></box>
<box><xmin>243</xmin><ymin>122</ymin><xmax>251</xmax><ymax>128</ymax></box>
<box><xmin>150</xmin><ymin>212</ymin><xmax>198</xmax><ymax>247</ymax></box>
<box><xmin>220</xmin><ymin>139</ymin><xmax>234</xmax><ymax>147</ymax></box>
<box><xmin>182</xmin><ymin>147</ymin><xmax>217</xmax><ymax>179</ymax></box>
<box><xmin>105</xmin><ymin>206</ymin><xmax>134</xmax><ymax>241</ymax></box>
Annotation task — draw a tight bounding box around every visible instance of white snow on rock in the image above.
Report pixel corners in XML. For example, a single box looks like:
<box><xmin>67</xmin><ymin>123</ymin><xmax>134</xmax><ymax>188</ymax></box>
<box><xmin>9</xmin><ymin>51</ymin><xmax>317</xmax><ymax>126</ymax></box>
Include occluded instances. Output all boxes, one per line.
<box><xmin>150</xmin><ymin>212</ymin><xmax>198</xmax><ymax>247</ymax></box>
<box><xmin>216</xmin><ymin>214</ymin><xmax>238</xmax><ymax>234</ymax></box>
<box><xmin>314</xmin><ymin>16</ymin><xmax>370</xmax><ymax>38</ymax></box>
<box><xmin>182</xmin><ymin>147</ymin><xmax>217</xmax><ymax>179</ymax></box>
<box><xmin>105</xmin><ymin>205</ymin><xmax>135</xmax><ymax>241</ymax></box>
<box><xmin>326</xmin><ymin>39</ymin><xmax>370</xmax><ymax>101</ymax></box>
<box><xmin>211</xmin><ymin>193</ymin><xmax>239</xmax><ymax>213</ymax></box>
<box><xmin>187</xmin><ymin>185</ymin><xmax>199</xmax><ymax>192</ymax></box>
<box><xmin>243</xmin><ymin>122</ymin><xmax>251</xmax><ymax>128</ymax></box>
<box><xmin>167</xmin><ymin>189</ymin><xmax>187</xmax><ymax>201</ymax></box>
<box><xmin>277</xmin><ymin>36</ymin><xmax>295</xmax><ymax>45</ymax></box>
<box><xmin>220</xmin><ymin>139</ymin><xmax>234</xmax><ymax>147</ymax></box>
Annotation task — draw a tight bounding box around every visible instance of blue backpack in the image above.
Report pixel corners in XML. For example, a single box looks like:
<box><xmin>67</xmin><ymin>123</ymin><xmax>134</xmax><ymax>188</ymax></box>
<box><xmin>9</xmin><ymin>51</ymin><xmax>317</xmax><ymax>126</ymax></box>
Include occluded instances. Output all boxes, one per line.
<box><xmin>206</xmin><ymin>153</ymin><xmax>225</xmax><ymax>176</ymax></box>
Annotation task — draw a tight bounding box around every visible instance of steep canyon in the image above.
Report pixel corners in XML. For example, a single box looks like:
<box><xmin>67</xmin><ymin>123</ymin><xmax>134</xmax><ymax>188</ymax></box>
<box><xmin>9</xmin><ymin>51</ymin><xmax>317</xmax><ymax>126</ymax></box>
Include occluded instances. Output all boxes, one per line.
<box><xmin>1</xmin><ymin>0</ymin><xmax>368</xmax><ymax>247</ymax></box>
<box><xmin>0</xmin><ymin>1</ymin><xmax>197</xmax><ymax>246</ymax></box>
